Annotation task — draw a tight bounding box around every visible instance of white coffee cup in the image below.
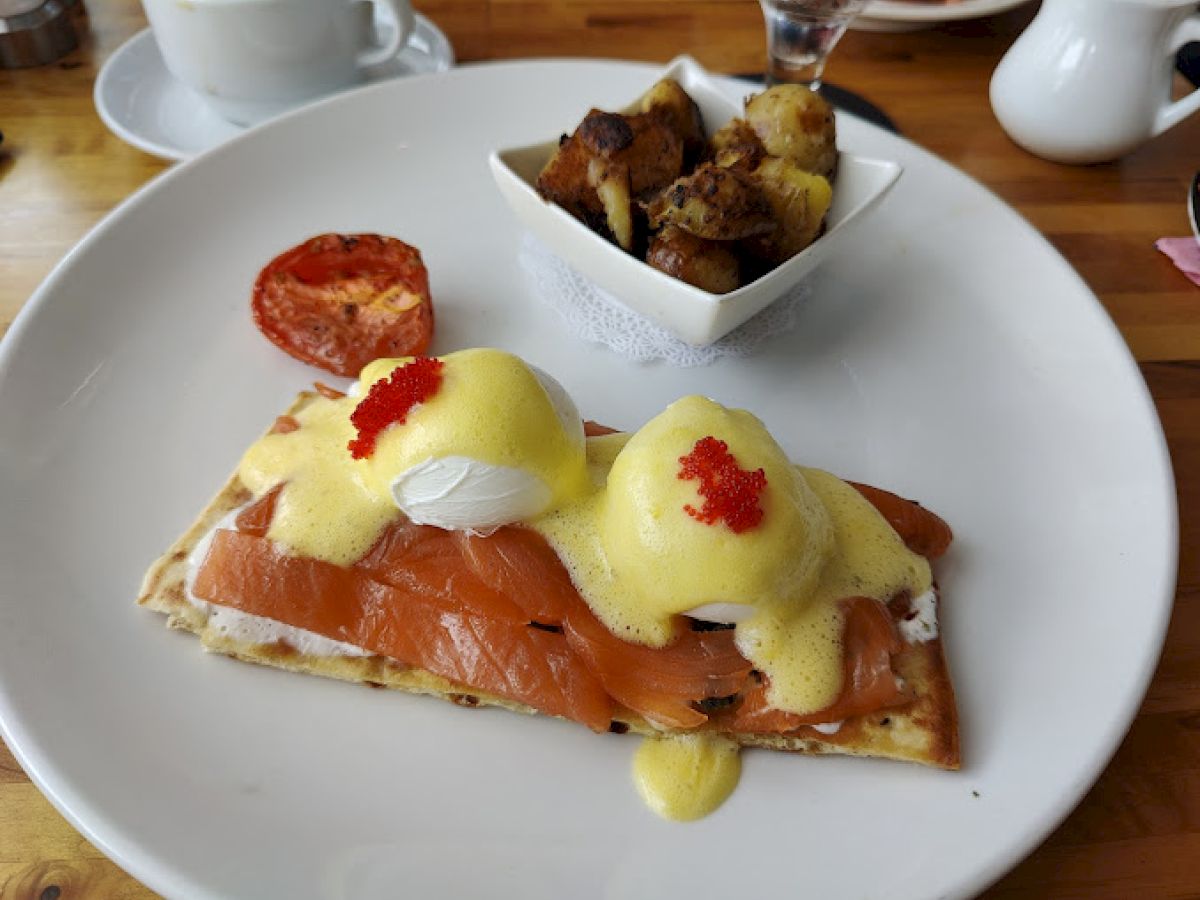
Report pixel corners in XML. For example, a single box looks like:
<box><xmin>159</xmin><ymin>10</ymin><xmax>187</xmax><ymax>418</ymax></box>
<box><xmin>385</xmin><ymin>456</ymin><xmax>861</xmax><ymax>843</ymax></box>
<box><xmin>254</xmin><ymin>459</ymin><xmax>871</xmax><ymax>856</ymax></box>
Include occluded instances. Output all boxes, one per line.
<box><xmin>142</xmin><ymin>0</ymin><xmax>416</xmax><ymax>127</ymax></box>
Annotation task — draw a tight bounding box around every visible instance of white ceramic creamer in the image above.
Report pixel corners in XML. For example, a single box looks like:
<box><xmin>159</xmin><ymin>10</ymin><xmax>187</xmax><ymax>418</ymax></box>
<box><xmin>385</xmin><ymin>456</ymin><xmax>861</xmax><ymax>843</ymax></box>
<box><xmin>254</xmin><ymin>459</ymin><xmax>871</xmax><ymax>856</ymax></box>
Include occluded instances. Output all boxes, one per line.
<box><xmin>990</xmin><ymin>0</ymin><xmax>1200</xmax><ymax>164</ymax></box>
<box><xmin>142</xmin><ymin>0</ymin><xmax>416</xmax><ymax>127</ymax></box>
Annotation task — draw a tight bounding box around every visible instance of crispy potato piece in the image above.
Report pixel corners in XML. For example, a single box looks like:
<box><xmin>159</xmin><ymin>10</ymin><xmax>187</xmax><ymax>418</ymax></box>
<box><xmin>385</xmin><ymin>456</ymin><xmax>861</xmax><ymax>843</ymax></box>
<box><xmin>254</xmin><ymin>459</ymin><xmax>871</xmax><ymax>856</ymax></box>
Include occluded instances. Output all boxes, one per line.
<box><xmin>639</xmin><ymin>78</ymin><xmax>706</xmax><ymax>166</ymax></box>
<box><xmin>708</xmin><ymin>118</ymin><xmax>767</xmax><ymax>171</ymax></box>
<box><xmin>537</xmin><ymin>109</ymin><xmax>684</xmax><ymax>246</ymax></box>
<box><xmin>577</xmin><ymin>110</ymin><xmax>684</xmax><ymax>197</ymax></box>
<box><xmin>712</xmin><ymin>146</ymin><xmax>763</xmax><ymax>173</ymax></box>
<box><xmin>577</xmin><ymin>109</ymin><xmax>635</xmax><ymax>154</ymax></box>
<box><xmin>623</xmin><ymin>115</ymin><xmax>685</xmax><ymax>197</ymax></box>
<box><xmin>644</xmin><ymin>163</ymin><xmax>775</xmax><ymax>241</ymax></box>
<box><xmin>537</xmin><ymin>126</ymin><xmax>607</xmax><ymax>228</ymax></box>
<box><xmin>744</xmin><ymin>85</ymin><xmax>837</xmax><ymax>178</ymax></box>
<box><xmin>743</xmin><ymin>157</ymin><xmax>833</xmax><ymax>263</ymax></box>
<box><xmin>588</xmin><ymin>158</ymin><xmax>634</xmax><ymax>251</ymax></box>
<box><xmin>647</xmin><ymin>225</ymin><xmax>740</xmax><ymax>294</ymax></box>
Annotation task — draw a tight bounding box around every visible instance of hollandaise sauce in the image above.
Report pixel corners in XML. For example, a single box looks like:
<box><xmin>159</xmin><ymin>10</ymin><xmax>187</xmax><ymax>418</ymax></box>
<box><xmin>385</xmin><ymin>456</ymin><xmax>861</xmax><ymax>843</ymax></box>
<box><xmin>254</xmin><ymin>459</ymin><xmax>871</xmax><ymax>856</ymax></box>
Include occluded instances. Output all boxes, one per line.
<box><xmin>533</xmin><ymin>395</ymin><xmax>933</xmax><ymax>717</ymax></box>
<box><xmin>190</xmin><ymin>350</ymin><xmax>951</xmax><ymax>824</ymax></box>
<box><xmin>633</xmin><ymin>734</ymin><xmax>741</xmax><ymax>821</ymax></box>
<box><xmin>238</xmin><ymin>349</ymin><xmax>590</xmax><ymax>564</ymax></box>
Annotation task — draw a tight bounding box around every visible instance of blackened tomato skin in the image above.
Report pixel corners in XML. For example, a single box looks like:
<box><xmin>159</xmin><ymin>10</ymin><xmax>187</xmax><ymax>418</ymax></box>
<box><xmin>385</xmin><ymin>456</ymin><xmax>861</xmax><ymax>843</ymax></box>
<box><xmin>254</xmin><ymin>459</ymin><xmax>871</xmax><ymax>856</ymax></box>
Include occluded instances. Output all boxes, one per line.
<box><xmin>251</xmin><ymin>233</ymin><xmax>434</xmax><ymax>377</ymax></box>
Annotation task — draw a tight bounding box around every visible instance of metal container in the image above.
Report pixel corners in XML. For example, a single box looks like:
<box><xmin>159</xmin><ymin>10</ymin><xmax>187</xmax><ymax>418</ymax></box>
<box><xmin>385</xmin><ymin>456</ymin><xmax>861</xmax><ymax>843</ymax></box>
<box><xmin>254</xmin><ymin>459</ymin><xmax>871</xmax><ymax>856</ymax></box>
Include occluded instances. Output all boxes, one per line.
<box><xmin>0</xmin><ymin>0</ymin><xmax>79</xmax><ymax>68</ymax></box>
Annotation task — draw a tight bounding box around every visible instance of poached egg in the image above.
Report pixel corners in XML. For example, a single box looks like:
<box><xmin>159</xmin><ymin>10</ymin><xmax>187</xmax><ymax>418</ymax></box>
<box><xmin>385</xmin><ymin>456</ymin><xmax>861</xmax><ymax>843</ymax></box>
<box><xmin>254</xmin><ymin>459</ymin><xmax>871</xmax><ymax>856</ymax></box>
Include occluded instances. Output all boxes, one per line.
<box><xmin>356</xmin><ymin>351</ymin><xmax>588</xmax><ymax>532</ymax></box>
<box><xmin>238</xmin><ymin>348</ymin><xmax>588</xmax><ymax>563</ymax></box>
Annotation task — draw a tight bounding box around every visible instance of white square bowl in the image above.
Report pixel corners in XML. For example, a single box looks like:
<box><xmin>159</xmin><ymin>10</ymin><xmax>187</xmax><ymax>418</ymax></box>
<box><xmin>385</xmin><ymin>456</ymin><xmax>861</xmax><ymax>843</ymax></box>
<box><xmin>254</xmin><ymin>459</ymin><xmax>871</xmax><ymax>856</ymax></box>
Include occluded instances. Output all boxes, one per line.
<box><xmin>488</xmin><ymin>55</ymin><xmax>903</xmax><ymax>347</ymax></box>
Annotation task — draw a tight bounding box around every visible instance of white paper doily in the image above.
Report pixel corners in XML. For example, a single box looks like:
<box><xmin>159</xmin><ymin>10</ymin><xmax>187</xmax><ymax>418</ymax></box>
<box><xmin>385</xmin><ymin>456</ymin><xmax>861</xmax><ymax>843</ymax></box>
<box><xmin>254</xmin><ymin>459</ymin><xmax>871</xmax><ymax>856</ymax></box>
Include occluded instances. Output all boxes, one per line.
<box><xmin>520</xmin><ymin>234</ymin><xmax>810</xmax><ymax>367</ymax></box>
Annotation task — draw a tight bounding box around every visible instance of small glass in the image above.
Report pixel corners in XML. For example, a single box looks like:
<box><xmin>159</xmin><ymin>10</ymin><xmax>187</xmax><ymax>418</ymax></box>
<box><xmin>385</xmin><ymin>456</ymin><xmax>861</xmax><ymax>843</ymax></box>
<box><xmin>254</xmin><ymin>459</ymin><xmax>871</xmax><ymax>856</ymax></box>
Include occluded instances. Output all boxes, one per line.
<box><xmin>759</xmin><ymin>0</ymin><xmax>869</xmax><ymax>89</ymax></box>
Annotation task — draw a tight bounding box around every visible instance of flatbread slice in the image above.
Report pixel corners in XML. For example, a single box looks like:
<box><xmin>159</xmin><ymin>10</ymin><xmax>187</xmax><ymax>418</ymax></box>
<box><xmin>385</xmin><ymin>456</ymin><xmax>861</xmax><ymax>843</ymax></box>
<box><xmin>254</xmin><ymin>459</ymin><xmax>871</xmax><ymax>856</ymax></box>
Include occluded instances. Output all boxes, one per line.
<box><xmin>139</xmin><ymin>392</ymin><xmax>959</xmax><ymax>770</ymax></box>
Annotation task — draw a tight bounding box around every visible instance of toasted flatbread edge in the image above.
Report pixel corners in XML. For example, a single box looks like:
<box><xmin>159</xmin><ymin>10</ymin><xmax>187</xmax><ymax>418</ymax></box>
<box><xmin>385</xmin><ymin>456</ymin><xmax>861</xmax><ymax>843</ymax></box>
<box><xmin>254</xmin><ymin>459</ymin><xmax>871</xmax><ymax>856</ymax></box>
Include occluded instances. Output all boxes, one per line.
<box><xmin>138</xmin><ymin>392</ymin><xmax>960</xmax><ymax>770</ymax></box>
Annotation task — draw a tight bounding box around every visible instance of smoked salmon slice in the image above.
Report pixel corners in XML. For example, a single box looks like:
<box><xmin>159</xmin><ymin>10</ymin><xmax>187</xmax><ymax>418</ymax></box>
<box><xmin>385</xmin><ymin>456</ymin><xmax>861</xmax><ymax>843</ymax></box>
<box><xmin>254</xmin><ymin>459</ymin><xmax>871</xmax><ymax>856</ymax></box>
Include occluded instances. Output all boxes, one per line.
<box><xmin>583</xmin><ymin>421</ymin><xmax>619</xmax><ymax>437</ymax></box>
<box><xmin>234</xmin><ymin>485</ymin><xmax>282</xmax><ymax>537</ymax></box>
<box><xmin>464</xmin><ymin>526</ymin><xmax>755</xmax><ymax>729</ymax></box>
<box><xmin>357</xmin><ymin>520</ymin><xmax>531</xmax><ymax>626</ymax></box>
<box><xmin>197</xmin><ymin>488</ymin><xmax>930</xmax><ymax>735</ymax></box>
<box><xmin>193</xmin><ymin>528</ymin><xmax>614</xmax><ymax>732</ymax></box>
<box><xmin>563</xmin><ymin>601</ymin><xmax>752</xmax><ymax>729</ymax></box>
<box><xmin>458</xmin><ymin>528</ymin><xmax>578</xmax><ymax>626</ymax></box>
<box><xmin>722</xmin><ymin>596</ymin><xmax>907</xmax><ymax>733</ymax></box>
<box><xmin>850</xmin><ymin>482</ymin><xmax>953</xmax><ymax>560</ymax></box>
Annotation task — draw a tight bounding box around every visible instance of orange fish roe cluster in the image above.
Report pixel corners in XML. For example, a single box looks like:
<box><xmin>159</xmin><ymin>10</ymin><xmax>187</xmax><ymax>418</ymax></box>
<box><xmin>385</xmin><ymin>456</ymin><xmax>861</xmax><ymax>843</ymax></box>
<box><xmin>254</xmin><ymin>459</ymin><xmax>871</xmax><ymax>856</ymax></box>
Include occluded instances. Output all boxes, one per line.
<box><xmin>347</xmin><ymin>357</ymin><xmax>444</xmax><ymax>459</ymax></box>
<box><xmin>678</xmin><ymin>436</ymin><xmax>767</xmax><ymax>534</ymax></box>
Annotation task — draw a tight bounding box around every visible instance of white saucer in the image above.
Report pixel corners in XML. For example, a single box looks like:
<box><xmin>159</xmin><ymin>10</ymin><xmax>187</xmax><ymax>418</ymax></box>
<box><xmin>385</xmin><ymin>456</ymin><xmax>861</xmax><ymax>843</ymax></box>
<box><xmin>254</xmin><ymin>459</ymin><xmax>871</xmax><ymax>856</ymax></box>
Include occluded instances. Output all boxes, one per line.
<box><xmin>853</xmin><ymin>0</ymin><xmax>1032</xmax><ymax>32</ymax></box>
<box><xmin>94</xmin><ymin>15</ymin><xmax>455</xmax><ymax>162</ymax></box>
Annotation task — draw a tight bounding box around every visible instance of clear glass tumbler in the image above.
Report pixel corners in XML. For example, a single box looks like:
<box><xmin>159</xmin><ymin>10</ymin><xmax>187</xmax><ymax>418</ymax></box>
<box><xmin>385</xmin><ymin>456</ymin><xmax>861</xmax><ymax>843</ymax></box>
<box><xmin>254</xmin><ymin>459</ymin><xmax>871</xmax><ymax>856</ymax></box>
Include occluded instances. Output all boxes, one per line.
<box><xmin>759</xmin><ymin>0</ymin><xmax>869</xmax><ymax>88</ymax></box>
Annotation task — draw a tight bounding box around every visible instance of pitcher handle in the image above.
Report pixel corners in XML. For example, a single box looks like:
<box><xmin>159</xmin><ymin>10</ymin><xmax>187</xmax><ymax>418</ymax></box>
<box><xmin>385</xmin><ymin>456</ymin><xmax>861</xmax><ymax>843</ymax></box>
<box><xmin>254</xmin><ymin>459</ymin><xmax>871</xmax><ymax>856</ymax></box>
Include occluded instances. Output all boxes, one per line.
<box><xmin>1154</xmin><ymin>14</ymin><xmax>1200</xmax><ymax>136</ymax></box>
<box><xmin>356</xmin><ymin>0</ymin><xmax>415</xmax><ymax>69</ymax></box>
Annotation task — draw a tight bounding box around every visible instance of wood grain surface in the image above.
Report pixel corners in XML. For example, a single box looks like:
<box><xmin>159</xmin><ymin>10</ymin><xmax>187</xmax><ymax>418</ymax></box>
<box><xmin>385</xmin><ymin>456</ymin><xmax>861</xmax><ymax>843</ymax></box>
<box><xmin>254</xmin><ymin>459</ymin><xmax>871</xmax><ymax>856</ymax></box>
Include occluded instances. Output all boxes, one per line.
<box><xmin>2</xmin><ymin>1</ymin><xmax>1199</xmax><ymax>897</ymax></box>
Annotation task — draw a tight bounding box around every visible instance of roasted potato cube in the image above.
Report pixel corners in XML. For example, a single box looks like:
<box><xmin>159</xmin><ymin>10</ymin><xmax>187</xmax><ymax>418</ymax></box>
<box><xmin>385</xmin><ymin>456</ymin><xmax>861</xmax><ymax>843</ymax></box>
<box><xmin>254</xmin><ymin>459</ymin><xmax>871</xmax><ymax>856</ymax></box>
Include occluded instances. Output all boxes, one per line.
<box><xmin>576</xmin><ymin>110</ymin><xmax>684</xmax><ymax>197</ymax></box>
<box><xmin>744</xmin><ymin>157</ymin><xmax>833</xmax><ymax>263</ymax></box>
<box><xmin>744</xmin><ymin>85</ymin><xmax>837</xmax><ymax>178</ymax></box>
<box><xmin>644</xmin><ymin>163</ymin><xmax>775</xmax><ymax>241</ymax></box>
<box><xmin>587</xmin><ymin>158</ymin><xmax>634</xmax><ymax>251</ymax></box>
<box><xmin>537</xmin><ymin>126</ymin><xmax>606</xmax><ymax>227</ymax></box>
<box><xmin>647</xmin><ymin>225</ymin><xmax>740</xmax><ymax>294</ymax></box>
<box><xmin>576</xmin><ymin>109</ymin><xmax>635</xmax><ymax>155</ymax></box>
<box><xmin>708</xmin><ymin>118</ymin><xmax>767</xmax><ymax>171</ymax></box>
<box><xmin>537</xmin><ymin>109</ymin><xmax>683</xmax><ymax>246</ymax></box>
<box><xmin>639</xmin><ymin>78</ymin><xmax>706</xmax><ymax>167</ymax></box>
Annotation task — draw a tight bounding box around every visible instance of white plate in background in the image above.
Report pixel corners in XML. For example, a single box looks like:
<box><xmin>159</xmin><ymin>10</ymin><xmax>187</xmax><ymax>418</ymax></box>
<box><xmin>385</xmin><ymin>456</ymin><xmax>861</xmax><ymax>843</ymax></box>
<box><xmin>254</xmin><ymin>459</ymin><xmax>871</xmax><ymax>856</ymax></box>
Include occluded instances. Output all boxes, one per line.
<box><xmin>0</xmin><ymin>59</ymin><xmax>1176</xmax><ymax>899</ymax></box>
<box><xmin>855</xmin><ymin>0</ymin><xmax>1033</xmax><ymax>31</ymax></box>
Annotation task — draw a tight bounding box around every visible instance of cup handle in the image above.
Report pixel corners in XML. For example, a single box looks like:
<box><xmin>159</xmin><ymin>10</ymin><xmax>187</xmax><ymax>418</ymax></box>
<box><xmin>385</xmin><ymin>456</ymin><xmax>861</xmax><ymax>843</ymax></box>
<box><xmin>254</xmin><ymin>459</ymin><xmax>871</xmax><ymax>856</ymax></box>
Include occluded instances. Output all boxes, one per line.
<box><xmin>356</xmin><ymin>0</ymin><xmax>415</xmax><ymax>68</ymax></box>
<box><xmin>1154</xmin><ymin>14</ymin><xmax>1200</xmax><ymax>136</ymax></box>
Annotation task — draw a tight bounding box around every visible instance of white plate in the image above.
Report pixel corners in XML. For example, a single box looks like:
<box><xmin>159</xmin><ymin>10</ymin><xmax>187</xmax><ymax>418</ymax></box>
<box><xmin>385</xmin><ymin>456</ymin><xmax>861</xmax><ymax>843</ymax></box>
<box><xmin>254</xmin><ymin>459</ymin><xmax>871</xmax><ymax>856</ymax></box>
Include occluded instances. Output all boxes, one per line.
<box><xmin>0</xmin><ymin>60</ymin><xmax>1176</xmax><ymax>899</ymax></box>
<box><xmin>855</xmin><ymin>0</ymin><xmax>1033</xmax><ymax>32</ymax></box>
<box><xmin>93</xmin><ymin>16</ymin><xmax>454</xmax><ymax>162</ymax></box>
<box><xmin>491</xmin><ymin>56</ymin><xmax>901</xmax><ymax>346</ymax></box>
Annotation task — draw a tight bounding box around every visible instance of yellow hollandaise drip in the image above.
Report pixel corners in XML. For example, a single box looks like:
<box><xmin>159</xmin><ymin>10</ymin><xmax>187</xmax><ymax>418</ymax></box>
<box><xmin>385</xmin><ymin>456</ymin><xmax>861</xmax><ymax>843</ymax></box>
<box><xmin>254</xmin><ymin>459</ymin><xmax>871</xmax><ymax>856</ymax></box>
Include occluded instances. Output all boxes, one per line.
<box><xmin>633</xmin><ymin>734</ymin><xmax>742</xmax><ymax>821</ymax></box>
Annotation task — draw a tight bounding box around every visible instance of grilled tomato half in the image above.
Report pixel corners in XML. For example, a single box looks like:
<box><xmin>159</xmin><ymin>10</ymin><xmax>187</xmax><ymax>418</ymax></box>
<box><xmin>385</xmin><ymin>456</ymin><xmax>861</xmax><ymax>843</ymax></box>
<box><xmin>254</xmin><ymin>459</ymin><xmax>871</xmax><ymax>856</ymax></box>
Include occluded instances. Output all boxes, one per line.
<box><xmin>252</xmin><ymin>233</ymin><xmax>434</xmax><ymax>377</ymax></box>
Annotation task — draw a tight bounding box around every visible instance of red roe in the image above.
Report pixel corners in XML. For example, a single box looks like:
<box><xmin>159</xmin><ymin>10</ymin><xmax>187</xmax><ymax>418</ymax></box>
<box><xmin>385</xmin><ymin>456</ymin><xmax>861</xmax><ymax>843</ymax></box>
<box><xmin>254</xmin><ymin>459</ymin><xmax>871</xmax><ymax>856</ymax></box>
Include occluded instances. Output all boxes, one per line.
<box><xmin>678</xmin><ymin>436</ymin><xmax>767</xmax><ymax>534</ymax></box>
<box><xmin>347</xmin><ymin>357</ymin><xmax>444</xmax><ymax>459</ymax></box>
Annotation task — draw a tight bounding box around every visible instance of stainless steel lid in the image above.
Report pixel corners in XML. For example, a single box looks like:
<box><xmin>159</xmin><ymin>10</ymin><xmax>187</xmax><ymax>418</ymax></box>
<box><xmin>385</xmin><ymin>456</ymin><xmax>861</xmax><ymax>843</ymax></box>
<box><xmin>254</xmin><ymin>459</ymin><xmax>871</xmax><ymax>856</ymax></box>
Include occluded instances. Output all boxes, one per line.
<box><xmin>0</xmin><ymin>0</ymin><xmax>79</xmax><ymax>69</ymax></box>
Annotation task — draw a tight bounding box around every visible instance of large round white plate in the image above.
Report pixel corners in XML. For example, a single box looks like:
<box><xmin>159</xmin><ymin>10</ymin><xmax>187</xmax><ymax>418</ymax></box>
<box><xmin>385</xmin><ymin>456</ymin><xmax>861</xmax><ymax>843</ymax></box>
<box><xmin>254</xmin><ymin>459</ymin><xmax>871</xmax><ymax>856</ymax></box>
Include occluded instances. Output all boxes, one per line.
<box><xmin>0</xmin><ymin>60</ymin><xmax>1176</xmax><ymax>899</ymax></box>
<box><xmin>855</xmin><ymin>0</ymin><xmax>1033</xmax><ymax>31</ymax></box>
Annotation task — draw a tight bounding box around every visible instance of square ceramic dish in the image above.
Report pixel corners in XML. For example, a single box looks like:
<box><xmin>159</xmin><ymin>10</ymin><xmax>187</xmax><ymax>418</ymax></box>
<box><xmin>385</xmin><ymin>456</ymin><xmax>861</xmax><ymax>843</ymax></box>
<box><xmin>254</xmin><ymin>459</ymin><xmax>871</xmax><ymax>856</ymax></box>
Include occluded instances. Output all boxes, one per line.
<box><xmin>488</xmin><ymin>55</ymin><xmax>902</xmax><ymax>346</ymax></box>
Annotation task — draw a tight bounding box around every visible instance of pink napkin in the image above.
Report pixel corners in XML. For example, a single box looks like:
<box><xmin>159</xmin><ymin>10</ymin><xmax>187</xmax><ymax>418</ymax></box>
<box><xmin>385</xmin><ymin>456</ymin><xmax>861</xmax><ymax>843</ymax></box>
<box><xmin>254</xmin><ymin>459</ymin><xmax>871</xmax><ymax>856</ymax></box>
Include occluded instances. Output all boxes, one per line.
<box><xmin>1155</xmin><ymin>237</ymin><xmax>1200</xmax><ymax>286</ymax></box>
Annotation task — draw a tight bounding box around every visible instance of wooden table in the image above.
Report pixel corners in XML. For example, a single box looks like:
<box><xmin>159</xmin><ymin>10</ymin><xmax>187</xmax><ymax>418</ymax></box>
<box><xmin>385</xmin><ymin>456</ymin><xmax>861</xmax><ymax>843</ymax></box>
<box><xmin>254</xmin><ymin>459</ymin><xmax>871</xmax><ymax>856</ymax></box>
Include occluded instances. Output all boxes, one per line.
<box><xmin>2</xmin><ymin>1</ymin><xmax>1198</xmax><ymax>897</ymax></box>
